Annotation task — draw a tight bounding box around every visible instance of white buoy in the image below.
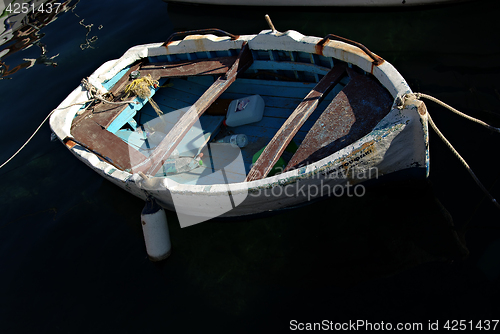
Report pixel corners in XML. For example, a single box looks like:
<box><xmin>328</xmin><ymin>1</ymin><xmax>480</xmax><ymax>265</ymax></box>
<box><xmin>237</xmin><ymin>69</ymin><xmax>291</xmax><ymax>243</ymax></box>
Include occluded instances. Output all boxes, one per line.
<box><xmin>141</xmin><ymin>198</ymin><xmax>171</xmax><ymax>261</ymax></box>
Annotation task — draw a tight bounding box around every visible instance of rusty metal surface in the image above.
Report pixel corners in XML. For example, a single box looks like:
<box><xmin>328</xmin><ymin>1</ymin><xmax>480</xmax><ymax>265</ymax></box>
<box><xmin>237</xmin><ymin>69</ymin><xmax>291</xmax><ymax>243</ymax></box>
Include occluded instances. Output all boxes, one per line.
<box><xmin>133</xmin><ymin>42</ymin><xmax>253</xmax><ymax>175</ymax></box>
<box><xmin>315</xmin><ymin>34</ymin><xmax>384</xmax><ymax>66</ymax></box>
<box><xmin>286</xmin><ymin>68</ymin><xmax>393</xmax><ymax>170</ymax></box>
<box><xmin>162</xmin><ymin>29</ymin><xmax>239</xmax><ymax>47</ymax></box>
<box><xmin>140</xmin><ymin>56</ymin><xmax>238</xmax><ymax>81</ymax></box>
<box><xmin>245</xmin><ymin>63</ymin><xmax>347</xmax><ymax>182</ymax></box>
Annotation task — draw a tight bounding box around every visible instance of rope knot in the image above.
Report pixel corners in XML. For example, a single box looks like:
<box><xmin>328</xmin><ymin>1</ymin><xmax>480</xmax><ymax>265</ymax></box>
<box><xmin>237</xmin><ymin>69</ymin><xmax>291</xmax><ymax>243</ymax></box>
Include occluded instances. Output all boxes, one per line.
<box><xmin>396</xmin><ymin>93</ymin><xmax>419</xmax><ymax>109</ymax></box>
<box><xmin>80</xmin><ymin>77</ymin><xmax>140</xmax><ymax>110</ymax></box>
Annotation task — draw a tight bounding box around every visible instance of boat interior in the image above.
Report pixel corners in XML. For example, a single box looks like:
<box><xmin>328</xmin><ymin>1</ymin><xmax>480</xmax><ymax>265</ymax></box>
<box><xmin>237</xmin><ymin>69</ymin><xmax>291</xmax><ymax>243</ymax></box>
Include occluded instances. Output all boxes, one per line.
<box><xmin>69</xmin><ymin>44</ymin><xmax>394</xmax><ymax>185</ymax></box>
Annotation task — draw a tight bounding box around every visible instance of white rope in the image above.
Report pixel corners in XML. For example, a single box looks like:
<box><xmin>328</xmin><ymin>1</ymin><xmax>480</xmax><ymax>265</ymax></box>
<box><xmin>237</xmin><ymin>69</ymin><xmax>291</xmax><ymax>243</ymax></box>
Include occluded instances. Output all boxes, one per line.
<box><xmin>409</xmin><ymin>93</ymin><xmax>500</xmax><ymax>210</ymax></box>
<box><xmin>0</xmin><ymin>79</ymin><xmax>137</xmax><ymax>169</ymax></box>
<box><xmin>414</xmin><ymin>92</ymin><xmax>500</xmax><ymax>133</ymax></box>
<box><xmin>0</xmin><ymin>109</ymin><xmax>56</xmax><ymax>169</ymax></box>
<box><xmin>81</xmin><ymin>78</ymin><xmax>139</xmax><ymax>106</ymax></box>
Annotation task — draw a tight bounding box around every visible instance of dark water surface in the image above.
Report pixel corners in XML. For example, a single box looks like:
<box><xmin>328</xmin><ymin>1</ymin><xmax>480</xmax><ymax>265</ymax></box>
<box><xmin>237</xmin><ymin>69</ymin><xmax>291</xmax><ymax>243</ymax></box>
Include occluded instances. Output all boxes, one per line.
<box><xmin>1</xmin><ymin>0</ymin><xmax>499</xmax><ymax>332</ymax></box>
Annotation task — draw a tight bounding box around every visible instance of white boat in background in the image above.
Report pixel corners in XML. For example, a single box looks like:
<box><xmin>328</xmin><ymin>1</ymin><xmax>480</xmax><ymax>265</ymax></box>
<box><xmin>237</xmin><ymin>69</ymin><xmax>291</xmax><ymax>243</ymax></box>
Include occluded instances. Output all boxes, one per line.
<box><xmin>50</xmin><ymin>23</ymin><xmax>429</xmax><ymax>227</ymax></box>
<box><xmin>165</xmin><ymin>0</ymin><xmax>466</xmax><ymax>6</ymax></box>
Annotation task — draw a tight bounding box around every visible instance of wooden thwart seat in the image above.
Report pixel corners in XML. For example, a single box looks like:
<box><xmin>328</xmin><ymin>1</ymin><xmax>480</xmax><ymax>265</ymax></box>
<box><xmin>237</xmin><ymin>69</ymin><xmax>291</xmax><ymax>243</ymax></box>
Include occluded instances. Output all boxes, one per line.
<box><xmin>139</xmin><ymin>56</ymin><xmax>239</xmax><ymax>81</ymax></box>
<box><xmin>245</xmin><ymin>63</ymin><xmax>347</xmax><ymax>182</ymax></box>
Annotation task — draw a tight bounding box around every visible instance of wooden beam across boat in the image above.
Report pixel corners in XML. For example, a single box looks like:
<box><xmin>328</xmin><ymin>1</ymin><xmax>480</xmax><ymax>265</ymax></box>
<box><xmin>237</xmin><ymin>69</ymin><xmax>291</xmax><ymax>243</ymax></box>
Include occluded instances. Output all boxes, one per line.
<box><xmin>132</xmin><ymin>42</ymin><xmax>254</xmax><ymax>175</ymax></box>
<box><xmin>69</xmin><ymin>119</ymin><xmax>147</xmax><ymax>171</ymax></box>
<box><xmin>245</xmin><ymin>63</ymin><xmax>347</xmax><ymax>182</ymax></box>
<box><xmin>139</xmin><ymin>56</ymin><xmax>239</xmax><ymax>81</ymax></box>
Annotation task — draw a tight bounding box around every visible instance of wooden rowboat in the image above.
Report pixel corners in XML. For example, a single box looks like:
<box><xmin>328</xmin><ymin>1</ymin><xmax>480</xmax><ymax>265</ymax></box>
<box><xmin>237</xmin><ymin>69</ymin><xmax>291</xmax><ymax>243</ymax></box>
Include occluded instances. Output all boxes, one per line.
<box><xmin>49</xmin><ymin>26</ymin><xmax>428</xmax><ymax>227</ymax></box>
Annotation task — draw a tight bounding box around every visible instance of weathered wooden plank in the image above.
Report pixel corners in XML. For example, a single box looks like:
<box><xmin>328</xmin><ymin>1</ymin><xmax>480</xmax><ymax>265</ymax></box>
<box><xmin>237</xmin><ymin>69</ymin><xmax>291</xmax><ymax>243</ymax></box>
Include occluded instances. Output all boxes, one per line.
<box><xmin>285</xmin><ymin>68</ymin><xmax>393</xmax><ymax>170</ymax></box>
<box><xmin>245</xmin><ymin>63</ymin><xmax>347</xmax><ymax>182</ymax></box>
<box><xmin>226</xmin><ymin>79</ymin><xmax>315</xmax><ymax>98</ymax></box>
<box><xmin>140</xmin><ymin>56</ymin><xmax>238</xmax><ymax>80</ymax></box>
<box><xmin>70</xmin><ymin>119</ymin><xmax>147</xmax><ymax>171</ymax></box>
<box><xmin>132</xmin><ymin>42</ymin><xmax>254</xmax><ymax>175</ymax></box>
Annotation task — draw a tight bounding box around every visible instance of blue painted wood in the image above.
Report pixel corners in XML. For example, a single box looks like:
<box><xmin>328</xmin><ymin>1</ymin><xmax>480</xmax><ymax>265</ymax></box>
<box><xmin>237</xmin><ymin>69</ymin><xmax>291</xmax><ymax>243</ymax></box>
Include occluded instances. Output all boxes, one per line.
<box><xmin>248</xmin><ymin>60</ymin><xmax>332</xmax><ymax>76</ymax></box>
<box><xmin>154</xmin><ymin>92</ymin><xmax>195</xmax><ymax>111</ymax></box>
<box><xmin>117</xmin><ymin>111</ymin><xmax>224</xmax><ymax>157</ymax></box>
<box><xmin>185</xmin><ymin>75</ymin><xmax>215</xmax><ymax>86</ymax></box>
<box><xmin>106</xmin><ymin>100</ymin><xmax>143</xmax><ymax>134</ymax></box>
<box><xmin>227</xmin><ymin>117</ymin><xmax>310</xmax><ymax>142</ymax></box>
<box><xmin>106</xmin><ymin>78</ymin><xmax>168</xmax><ymax>133</ymax></box>
<box><xmin>116</xmin><ymin>129</ymin><xmax>147</xmax><ymax>152</ymax></box>
<box><xmin>102</xmin><ymin>66</ymin><xmax>131</xmax><ymax>90</ymax></box>
<box><xmin>127</xmin><ymin>118</ymin><xmax>138</xmax><ymax>130</ymax></box>
<box><xmin>136</xmin><ymin>78</ymin><xmax>216</xmax><ymax>126</ymax></box>
<box><xmin>230</xmin><ymin>77</ymin><xmax>317</xmax><ymax>88</ymax></box>
<box><xmin>148</xmin><ymin>55</ymin><xmax>169</xmax><ymax>63</ymax></box>
<box><xmin>155</xmin><ymin>79</ymin><xmax>210</xmax><ymax>104</ymax></box>
<box><xmin>138</xmin><ymin>102</ymin><xmax>177</xmax><ymax>120</ymax></box>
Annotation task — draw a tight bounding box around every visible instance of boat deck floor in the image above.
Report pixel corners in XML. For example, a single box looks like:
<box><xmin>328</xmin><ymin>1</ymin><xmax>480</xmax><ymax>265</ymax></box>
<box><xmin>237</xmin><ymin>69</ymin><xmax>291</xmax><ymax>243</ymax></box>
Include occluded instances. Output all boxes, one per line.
<box><xmin>130</xmin><ymin>74</ymin><xmax>349</xmax><ymax>184</ymax></box>
<box><xmin>70</xmin><ymin>57</ymin><xmax>393</xmax><ymax>185</ymax></box>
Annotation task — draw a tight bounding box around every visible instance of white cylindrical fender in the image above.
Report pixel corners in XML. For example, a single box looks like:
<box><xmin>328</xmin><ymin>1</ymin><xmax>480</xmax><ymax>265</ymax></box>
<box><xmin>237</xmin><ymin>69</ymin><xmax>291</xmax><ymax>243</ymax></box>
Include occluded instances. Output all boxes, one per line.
<box><xmin>141</xmin><ymin>198</ymin><xmax>171</xmax><ymax>261</ymax></box>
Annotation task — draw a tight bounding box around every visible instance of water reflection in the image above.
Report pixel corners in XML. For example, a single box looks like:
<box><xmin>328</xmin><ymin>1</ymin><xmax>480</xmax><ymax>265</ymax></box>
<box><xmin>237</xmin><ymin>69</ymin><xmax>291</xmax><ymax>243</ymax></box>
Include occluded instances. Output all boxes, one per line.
<box><xmin>0</xmin><ymin>0</ymin><xmax>80</xmax><ymax>79</ymax></box>
<box><xmin>78</xmin><ymin>18</ymin><xmax>102</xmax><ymax>50</ymax></box>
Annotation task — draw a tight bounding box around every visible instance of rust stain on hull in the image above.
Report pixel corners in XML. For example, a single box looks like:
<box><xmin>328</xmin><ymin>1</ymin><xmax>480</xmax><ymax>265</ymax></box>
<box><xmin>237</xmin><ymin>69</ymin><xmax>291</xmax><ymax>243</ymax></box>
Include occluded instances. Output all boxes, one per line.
<box><xmin>418</xmin><ymin>101</ymin><xmax>427</xmax><ymax>116</ymax></box>
<box><xmin>64</xmin><ymin>139</ymin><xmax>77</xmax><ymax>149</ymax></box>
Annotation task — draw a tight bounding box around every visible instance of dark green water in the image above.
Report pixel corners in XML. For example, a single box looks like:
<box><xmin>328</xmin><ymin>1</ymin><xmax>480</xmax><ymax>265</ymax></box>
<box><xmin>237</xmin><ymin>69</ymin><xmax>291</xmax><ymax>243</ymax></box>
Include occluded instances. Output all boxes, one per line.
<box><xmin>0</xmin><ymin>0</ymin><xmax>499</xmax><ymax>332</ymax></box>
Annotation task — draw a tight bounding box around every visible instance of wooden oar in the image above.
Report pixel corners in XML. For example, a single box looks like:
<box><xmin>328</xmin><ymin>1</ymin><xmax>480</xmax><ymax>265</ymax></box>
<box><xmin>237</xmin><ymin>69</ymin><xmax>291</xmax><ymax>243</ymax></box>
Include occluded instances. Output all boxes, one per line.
<box><xmin>245</xmin><ymin>63</ymin><xmax>346</xmax><ymax>182</ymax></box>
<box><xmin>132</xmin><ymin>42</ymin><xmax>253</xmax><ymax>175</ymax></box>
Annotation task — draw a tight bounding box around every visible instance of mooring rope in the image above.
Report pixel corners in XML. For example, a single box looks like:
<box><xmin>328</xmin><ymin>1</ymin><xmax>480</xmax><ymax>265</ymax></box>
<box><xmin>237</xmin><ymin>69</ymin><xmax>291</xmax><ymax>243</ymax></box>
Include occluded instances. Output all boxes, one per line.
<box><xmin>407</xmin><ymin>93</ymin><xmax>500</xmax><ymax>210</ymax></box>
<box><xmin>415</xmin><ymin>92</ymin><xmax>500</xmax><ymax>134</ymax></box>
<box><xmin>0</xmin><ymin>79</ymin><xmax>137</xmax><ymax>169</ymax></box>
<box><xmin>0</xmin><ymin>110</ymin><xmax>55</xmax><ymax>169</ymax></box>
<box><xmin>81</xmin><ymin>78</ymin><xmax>139</xmax><ymax>106</ymax></box>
